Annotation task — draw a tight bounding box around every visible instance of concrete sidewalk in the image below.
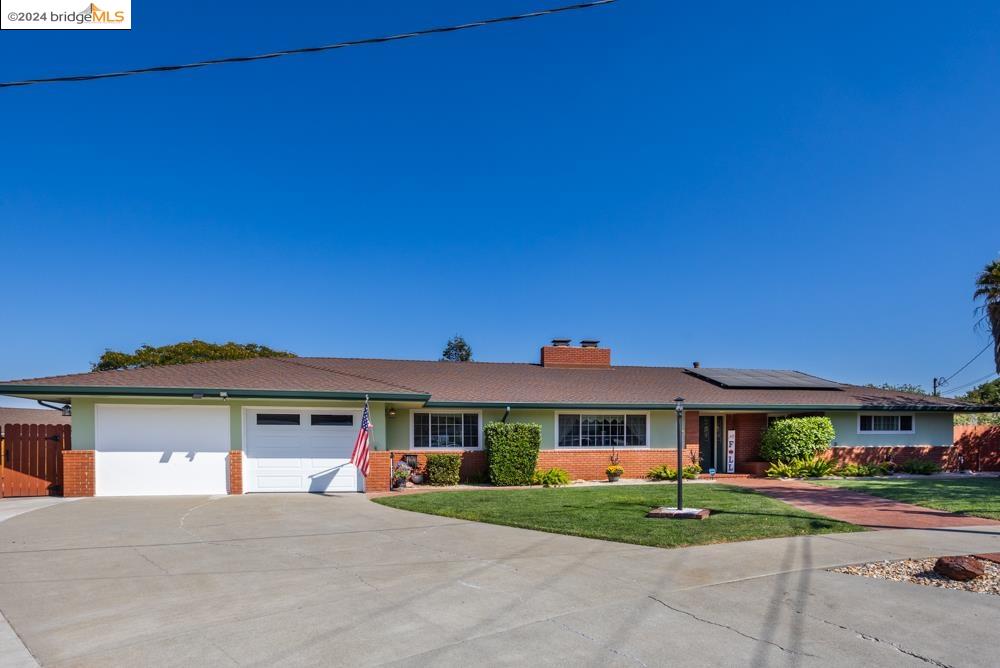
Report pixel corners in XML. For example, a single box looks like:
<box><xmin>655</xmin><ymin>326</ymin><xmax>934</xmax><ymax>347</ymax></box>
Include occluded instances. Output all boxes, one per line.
<box><xmin>0</xmin><ymin>494</ymin><xmax>997</xmax><ymax>667</ymax></box>
<box><xmin>727</xmin><ymin>477</ymin><xmax>1000</xmax><ymax>529</ymax></box>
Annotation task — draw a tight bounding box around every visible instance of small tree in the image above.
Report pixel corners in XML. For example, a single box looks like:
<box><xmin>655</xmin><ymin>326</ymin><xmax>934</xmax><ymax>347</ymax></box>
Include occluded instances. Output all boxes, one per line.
<box><xmin>441</xmin><ymin>335</ymin><xmax>473</xmax><ymax>362</ymax></box>
<box><xmin>760</xmin><ymin>416</ymin><xmax>836</xmax><ymax>463</ymax></box>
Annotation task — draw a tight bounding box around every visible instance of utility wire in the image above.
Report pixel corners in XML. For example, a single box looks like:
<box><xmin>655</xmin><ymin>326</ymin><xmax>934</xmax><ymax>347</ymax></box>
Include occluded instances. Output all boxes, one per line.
<box><xmin>941</xmin><ymin>342</ymin><xmax>993</xmax><ymax>385</ymax></box>
<box><xmin>948</xmin><ymin>372</ymin><xmax>998</xmax><ymax>395</ymax></box>
<box><xmin>0</xmin><ymin>0</ymin><xmax>616</xmax><ymax>89</ymax></box>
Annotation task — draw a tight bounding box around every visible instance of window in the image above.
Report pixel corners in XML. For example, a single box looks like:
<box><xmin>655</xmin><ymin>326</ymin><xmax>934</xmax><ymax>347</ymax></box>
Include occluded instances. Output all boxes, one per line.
<box><xmin>256</xmin><ymin>413</ymin><xmax>300</xmax><ymax>426</ymax></box>
<box><xmin>858</xmin><ymin>414</ymin><xmax>914</xmax><ymax>433</ymax></box>
<box><xmin>412</xmin><ymin>412</ymin><xmax>480</xmax><ymax>449</ymax></box>
<box><xmin>311</xmin><ymin>414</ymin><xmax>353</xmax><ymax>426</ymax></box>
<box><xmin>557</xmin><ymin>413</ymin><xmax>647</xmax><ymax>448</ymax></box>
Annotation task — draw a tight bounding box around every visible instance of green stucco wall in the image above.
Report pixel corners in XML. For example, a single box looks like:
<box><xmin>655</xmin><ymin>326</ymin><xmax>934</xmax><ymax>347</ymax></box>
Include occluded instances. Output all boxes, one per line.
<box><xmin>383</xmin><ymin>407</ymin><xmax>679</xmax><ymax>450</ymax></box>
<box><xmin>69</xmin><ymin>396</ymin><xmax>387</xmax><ymax>452</ymax></box>
<box><xmin>67</xmin><ymin>398</ymin><xmax>954</xmax><ymax>453</ymax></box>
<box><xmin>829</xmin><ymin>411</ymin><xmax>954</xmax><ymax>447</ymax></box>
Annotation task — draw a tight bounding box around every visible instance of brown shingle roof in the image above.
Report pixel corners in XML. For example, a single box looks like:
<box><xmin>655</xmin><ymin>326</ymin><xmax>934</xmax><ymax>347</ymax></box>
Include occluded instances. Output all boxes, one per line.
<box><xmin>0</xmin><ymin>356</ymin><xmax>981</xmax><ymax>410</ymax></box>
<box><xmin>0</xmin><ymin>407</ymin><xmax>71</xmax><ymax>425</ymax></box>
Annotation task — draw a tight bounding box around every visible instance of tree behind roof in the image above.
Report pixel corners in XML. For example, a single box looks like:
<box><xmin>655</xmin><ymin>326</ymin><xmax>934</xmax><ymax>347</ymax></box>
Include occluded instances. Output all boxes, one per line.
<box><xmin>93</xmin><ymin>340</ymin><xmax>295</xmax><ymax>371</ymax></box>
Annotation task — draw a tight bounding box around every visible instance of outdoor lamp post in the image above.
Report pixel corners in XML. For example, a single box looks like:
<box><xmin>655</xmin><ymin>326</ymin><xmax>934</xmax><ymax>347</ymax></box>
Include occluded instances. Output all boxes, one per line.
<box><xmin>675</xmin><ymin>397</ymin><xmax>685</xmax><ymax>511</ymax></box>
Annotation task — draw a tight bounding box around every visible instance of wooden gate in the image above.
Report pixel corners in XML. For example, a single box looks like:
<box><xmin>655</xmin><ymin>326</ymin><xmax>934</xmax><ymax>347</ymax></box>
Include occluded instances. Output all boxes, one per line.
<box><xmin>1</xmin><ymin>423</ymin><xmax>71</xmax><ymax>497</ymax></box>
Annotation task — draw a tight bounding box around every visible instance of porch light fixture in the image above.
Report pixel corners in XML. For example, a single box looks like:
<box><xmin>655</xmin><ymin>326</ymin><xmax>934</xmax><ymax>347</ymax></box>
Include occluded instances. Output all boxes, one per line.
<box><xmin>388</xmin><ymin>406</ymin><xmax>397</xmax><ymax>417</ymax></box>
<box><xmin>61</xmin><ymin>404</ymin><xmax>71</xmax><ymax>417</ymax></box>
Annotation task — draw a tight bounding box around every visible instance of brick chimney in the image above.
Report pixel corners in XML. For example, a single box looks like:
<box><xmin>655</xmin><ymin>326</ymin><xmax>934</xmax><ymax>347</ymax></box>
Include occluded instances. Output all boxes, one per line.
<box><xmin>540</xmin><ymin>339</ymin><xmax>611</xmax><ymax>368</ymax></box>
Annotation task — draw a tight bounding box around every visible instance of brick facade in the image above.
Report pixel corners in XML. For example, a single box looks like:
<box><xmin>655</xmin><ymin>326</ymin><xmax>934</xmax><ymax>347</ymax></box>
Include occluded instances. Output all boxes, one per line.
<box><xmin>537</xmin><ymin>447</ymin><xmax>699</xmax><ymax>480</ymax></box>
<box><xmin>826</xmin><ymin>446</ymin><xmax>956</xmax><ymax>469</ymax></box>
<box><xmin>367</xmin><ymin>450</ymin><xmax>488</xmax><ymax>492</ymax></box>
<box><xmin>62</xmin><ymin>450</ymin><xmax>95</xmax><ymax>497</ymax></box>
<box><xmin>540</xmin><ymin>345</ymin><xmax>611</xmax><ymax>368</ymax></box>
<box><xmin>726</xmin><ymin>413</ymin><xmax>769</xmax><ymax>471</ymax></box>
<box><xmin>227</xmin><ymin>450</ymin><xmax>243</xmax><ymax>495</ymax></box>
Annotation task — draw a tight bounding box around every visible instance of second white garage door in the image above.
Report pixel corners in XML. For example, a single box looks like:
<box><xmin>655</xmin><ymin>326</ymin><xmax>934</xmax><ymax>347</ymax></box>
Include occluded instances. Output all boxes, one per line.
<box><xmin>244</xmin><ymin>408</ymin><xmax>362</xmax><ymax>493</ymax></box>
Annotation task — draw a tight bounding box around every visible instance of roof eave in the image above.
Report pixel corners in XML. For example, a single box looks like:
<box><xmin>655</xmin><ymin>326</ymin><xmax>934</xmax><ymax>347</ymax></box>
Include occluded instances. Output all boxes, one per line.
<box><xmin>0</xmin><ymin>385</ymin><xmax>430</xmax><ymax>402</ymax></box>
<box><xmin>425</xmin><ymin>400</ymin><xmax>975</xmax><ymax>411</ymax></box>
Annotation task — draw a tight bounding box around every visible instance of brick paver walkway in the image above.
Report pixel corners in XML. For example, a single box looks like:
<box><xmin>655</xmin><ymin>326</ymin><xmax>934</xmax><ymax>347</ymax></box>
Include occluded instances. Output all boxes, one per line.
<box><xmin>727</xmin><ymin>477</ymin><xmax>1000</xmax><ymax>530</ymax></box>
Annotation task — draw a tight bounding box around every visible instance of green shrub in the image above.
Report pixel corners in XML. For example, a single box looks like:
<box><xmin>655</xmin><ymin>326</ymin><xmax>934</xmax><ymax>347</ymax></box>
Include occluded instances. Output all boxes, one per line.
<box><xmin>531</xmin><ymin>467</ymin><xmax>571</xmax><ymax>487</ymax></box>
<box><xmin>835</xmin><ymin>462</ymin><xmax>893</xmax><ymax>477</ymax></box>
<box><xmin>646</xmin><ymin>464</ymin><xmax>701</xmax><ymax>481</ymax></box>
<box><xmin>760</xmin><ymin>417</ymin><xmax>836</xmax><ymax>463</ymax></box>
<box><xmin>425</xmin><ymin>453</ymin><xmax>462</xmax><ymax>486</ymax></box>
<box><xmin>899</xmin><ymin>459</ymin><xmax>942</xmax><ymax>475</ymax></box>
<box><xmin>766</xmin><ymin>456</ymin><xmax>836</xmax><ymax>478</ymax></box>
<box><xmin>485</xmin><ymin>422</ymin><xmax>541</xmax><ymax>486</ymax></box>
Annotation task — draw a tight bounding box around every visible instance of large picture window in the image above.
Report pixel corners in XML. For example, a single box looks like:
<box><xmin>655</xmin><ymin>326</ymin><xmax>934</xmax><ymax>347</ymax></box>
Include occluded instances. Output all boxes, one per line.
<box><xmin>557</xmin><ymin>413</ymin><xmax>647</xmax><ymax>448</ymax></box>
<box><xmin>412</xmin><ymin>412</ymin><xmax>480</xmax><ymax>449</ymax></box>
<box><xmin>858</xmin><ymin>414</ymin><xmax>914</xmax><ymax>434</ymax></box>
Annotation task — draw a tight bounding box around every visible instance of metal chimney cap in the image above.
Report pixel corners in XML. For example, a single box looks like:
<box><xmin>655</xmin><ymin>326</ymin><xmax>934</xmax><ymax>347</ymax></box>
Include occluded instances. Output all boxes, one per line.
<box><xmin>550</xmin><ymin>338</ymin><xmax>572</xmax><ymax>347</ymax></box>
<box><xmin>579</xmin><ymin>339</ymin><xmax>600</xmax><ymax>348</ymax></box>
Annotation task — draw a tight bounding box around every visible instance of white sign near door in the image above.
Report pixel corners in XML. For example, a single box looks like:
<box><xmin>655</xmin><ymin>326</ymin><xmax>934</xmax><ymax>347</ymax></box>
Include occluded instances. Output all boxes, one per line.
<box><xmin>726</xmin><ymin>429</ymin><xmax>736</xmax><ymax>473</ymax></box>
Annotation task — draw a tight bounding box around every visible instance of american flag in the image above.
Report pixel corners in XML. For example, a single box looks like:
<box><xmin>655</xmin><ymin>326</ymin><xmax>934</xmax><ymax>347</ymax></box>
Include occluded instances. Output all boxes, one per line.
<box><xmin>350</xmin><ymin>400</ymin><xmax>373</xmax><ymax>477</ymax></box>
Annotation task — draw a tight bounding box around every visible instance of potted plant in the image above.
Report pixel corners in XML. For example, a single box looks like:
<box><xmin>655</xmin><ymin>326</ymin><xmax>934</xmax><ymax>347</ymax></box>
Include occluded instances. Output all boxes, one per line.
<box><xmin>409</xmin><ymin>471</ymin><xmax>425</xmax><ymax>485</ymax></box>
<box><xmin>606</xmin><ymin>464</ymin><xmax>624</xmax><ymax>482</ymax></box>
<box><xmin>392</xmin><ymin>461</ymin><xmax>412</xmax><ymax>490</ymax></box>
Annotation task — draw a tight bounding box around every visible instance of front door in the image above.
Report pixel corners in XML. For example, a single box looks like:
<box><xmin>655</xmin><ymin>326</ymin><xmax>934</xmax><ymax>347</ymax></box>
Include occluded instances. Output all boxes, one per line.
<box><xmin>699</xmin><ymin>416</ymin><xmax>725</xmax><ymax>473</ymax></box>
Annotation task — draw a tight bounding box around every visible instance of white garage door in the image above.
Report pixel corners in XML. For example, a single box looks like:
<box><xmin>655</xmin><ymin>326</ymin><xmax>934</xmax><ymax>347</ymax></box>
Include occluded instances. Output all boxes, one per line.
<box><xmin>95</xmin><ymin>404</ymin><xmax>230</xmax><ymax>496</ymax></box>
<box><xmin>244</xmin><ymin>408</ymin><xmax>361</xmax><ymax>493</ymax></box>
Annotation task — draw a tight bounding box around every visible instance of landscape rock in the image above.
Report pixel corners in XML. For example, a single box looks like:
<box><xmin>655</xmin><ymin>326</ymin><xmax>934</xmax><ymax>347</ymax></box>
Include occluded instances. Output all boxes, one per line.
<box><xmin>933</xmin><ymin>556</ymin><xmax>986</xmax><ymax>581</ymax></box>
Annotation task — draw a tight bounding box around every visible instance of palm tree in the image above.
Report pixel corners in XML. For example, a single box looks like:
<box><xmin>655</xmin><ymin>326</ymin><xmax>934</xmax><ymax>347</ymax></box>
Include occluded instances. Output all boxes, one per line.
<box><xmin>974</xmin><ymin>259</ymin><xmax>1000</xmax><ymax>373</ymax></box>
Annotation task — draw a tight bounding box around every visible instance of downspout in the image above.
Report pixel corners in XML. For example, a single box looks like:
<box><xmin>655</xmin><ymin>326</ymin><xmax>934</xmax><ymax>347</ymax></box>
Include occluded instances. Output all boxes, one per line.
<box><xmin>37</xmin><ymin>400</ymin><xmax>71</xmax><ymax>416</ymax></box>
<box><xmin>502</xmin><ymin>406</ymin><xmax>510</xmax><ymax>423</ymax></box>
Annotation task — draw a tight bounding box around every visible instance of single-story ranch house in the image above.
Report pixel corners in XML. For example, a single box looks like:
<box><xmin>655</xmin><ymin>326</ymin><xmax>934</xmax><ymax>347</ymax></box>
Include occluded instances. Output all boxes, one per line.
<box><xmin>0</xmin><ymin>340</ymin><xmax>983</xmax><ymax>495</ymax></box>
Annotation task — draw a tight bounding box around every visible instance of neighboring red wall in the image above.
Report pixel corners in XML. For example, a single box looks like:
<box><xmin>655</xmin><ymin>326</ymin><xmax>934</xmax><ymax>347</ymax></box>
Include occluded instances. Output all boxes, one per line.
<box><xmin>62</xmin><ymin>450</ymin><xmax>95</xmax><ymax>497</ymax></box>
<box><xmin>227</xmin><ymin>451</ymin><xmax>243</xmax><ymax>495</ymax></box>
<box><xmin>954</xmin><ymin>425</ymin><xmax>1000</xmax><ymax>471</ymax></box>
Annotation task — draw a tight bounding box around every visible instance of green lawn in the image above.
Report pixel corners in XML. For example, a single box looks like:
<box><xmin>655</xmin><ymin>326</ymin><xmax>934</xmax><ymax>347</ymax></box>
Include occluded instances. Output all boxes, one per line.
<box><xmin>373</xmin><ymin>483</ymin><xmax>862</xmax><ymax>549</ymax></box>
<box><xmin>812</xmin><ymin>477</ymin><xmax>1000</xmax><ymax>520</ymax></box>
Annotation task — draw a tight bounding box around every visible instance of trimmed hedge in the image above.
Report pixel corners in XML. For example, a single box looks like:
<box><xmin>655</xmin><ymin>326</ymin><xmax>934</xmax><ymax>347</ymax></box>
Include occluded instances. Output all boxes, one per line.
<box><xmin>760</xmin><ymin>416</ymin><xmax>835</xmax><ymax>463</ymax></box>
<box><xmin>425</xmin><ymin>453</ymin><xmax>461</xmax><ymax>486</ymax></box>
<box><xmin>485</xmin><ymin>422</ymin><xmax>541</xmax><ymax>486</ymax></box>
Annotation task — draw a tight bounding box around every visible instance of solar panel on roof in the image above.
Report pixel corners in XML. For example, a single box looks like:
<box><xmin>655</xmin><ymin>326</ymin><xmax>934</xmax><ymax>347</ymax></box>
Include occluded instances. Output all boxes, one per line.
<box><xmin>686</xmin><ymin>368</ymin><xmax>842</xmax><ymax>390</ymax></box>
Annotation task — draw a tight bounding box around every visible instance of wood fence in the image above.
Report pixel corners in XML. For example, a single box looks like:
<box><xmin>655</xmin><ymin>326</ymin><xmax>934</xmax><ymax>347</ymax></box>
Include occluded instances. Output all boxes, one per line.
<box><xmin>1</xmin><ymin>423</ymin><xmax>71</xmax><ymax>497</ymax></box>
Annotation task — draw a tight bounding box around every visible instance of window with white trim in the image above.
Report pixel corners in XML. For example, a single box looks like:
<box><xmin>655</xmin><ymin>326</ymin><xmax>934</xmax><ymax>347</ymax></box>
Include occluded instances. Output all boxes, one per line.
<box><xmin>412</xmin><ymin>412</ymin><xmax>480</xmax><ymax>449</ymax></box>
<box><xmin>858</xmin><ymin>414</ymin><xmax>914</xmax><ymax>434</ymax></box>
<box><xmin>557</xmin><ymin>413</ymin><xmax>647</xmax><ymax>448</ymax></box>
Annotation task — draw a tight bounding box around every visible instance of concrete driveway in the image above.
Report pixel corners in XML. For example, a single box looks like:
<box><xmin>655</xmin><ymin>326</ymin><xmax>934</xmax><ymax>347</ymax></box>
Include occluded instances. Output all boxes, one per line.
<box><xmin>0</xmin><ymin>494</ymin><xmax>998</xmax><ymax>667</ymax></box>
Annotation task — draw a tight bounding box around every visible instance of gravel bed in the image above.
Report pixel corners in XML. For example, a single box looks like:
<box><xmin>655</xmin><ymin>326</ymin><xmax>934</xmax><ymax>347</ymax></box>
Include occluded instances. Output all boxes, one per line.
<box><xmin>832</xmin><ymin>558</ymin><xmax>1000</xmax><ymax>596</ymax></box>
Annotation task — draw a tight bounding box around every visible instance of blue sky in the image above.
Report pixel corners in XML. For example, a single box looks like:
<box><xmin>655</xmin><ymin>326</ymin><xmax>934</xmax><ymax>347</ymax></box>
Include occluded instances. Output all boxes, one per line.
<box><xmin>1</xmin><ymin>0</ymin><xmax>998</xmax><ymax>408</ymax></box>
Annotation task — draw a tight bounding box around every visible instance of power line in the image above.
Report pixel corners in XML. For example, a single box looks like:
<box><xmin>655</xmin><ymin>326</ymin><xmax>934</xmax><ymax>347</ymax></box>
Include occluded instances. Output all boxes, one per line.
<box><xmin>0</xmin><ymin>0</ymin><xmax>616</xmax><ymax>89</ymax></box>
<box><xmin>941</xmin><ymin>341</ymin><xmax>993</xmax><ymax>385</ymax></box>
<box><xmin>949</xmin><ymin>372</ymin><xmax>998</xmax><ymax>395</ymax></box>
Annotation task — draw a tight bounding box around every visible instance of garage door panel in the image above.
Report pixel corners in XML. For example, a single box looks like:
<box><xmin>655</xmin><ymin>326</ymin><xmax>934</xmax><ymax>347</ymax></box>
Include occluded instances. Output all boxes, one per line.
<box><xmin>95</xmin><ymin>405</ymin><xmax>230</xmax><ymax>496</ymax></box>
<box><xmin>245</xmin><ymin>409</ymin><xmax>360</xmax><ymax>493</ymax></box>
